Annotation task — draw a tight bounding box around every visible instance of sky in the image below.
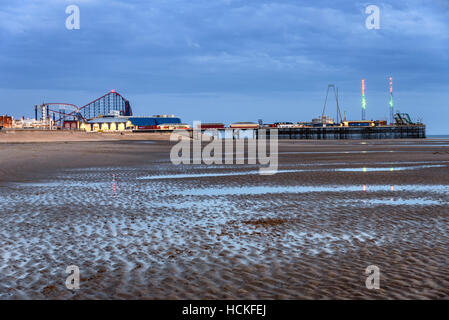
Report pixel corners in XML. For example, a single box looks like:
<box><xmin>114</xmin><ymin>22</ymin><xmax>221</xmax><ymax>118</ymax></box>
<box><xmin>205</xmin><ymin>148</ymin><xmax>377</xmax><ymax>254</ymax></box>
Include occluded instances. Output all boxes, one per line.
<box><xmin>0</xmin><ymin>0</ymin><xmax>448</xmax><ymax>133</ymax></box>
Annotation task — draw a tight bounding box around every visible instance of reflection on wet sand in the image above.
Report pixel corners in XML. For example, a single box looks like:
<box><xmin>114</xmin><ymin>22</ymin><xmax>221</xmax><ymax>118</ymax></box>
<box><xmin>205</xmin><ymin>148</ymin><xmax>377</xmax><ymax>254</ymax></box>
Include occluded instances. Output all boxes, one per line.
<box><xmin>138</xmin><ymin>163</ymin><xmax>448</xmax><ymax>179</ymax></box>
<box><xmin>1</xmin><ymin>139</ymin><xmax>449</xmax><ymax>299</ymax></box>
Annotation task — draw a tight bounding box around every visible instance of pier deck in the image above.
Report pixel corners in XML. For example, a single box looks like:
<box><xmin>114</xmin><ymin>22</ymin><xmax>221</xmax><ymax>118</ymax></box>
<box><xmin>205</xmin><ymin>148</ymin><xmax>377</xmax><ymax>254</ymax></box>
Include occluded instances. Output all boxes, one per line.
<box><xmin>193</xmin><ymin>125</ymin><xmax>426</xmax><ymax>140</ymax></box>
<box><xmin>266</xmin><ymin>125</ymin><xmax>426</xmax><ymax>140</ymax></box>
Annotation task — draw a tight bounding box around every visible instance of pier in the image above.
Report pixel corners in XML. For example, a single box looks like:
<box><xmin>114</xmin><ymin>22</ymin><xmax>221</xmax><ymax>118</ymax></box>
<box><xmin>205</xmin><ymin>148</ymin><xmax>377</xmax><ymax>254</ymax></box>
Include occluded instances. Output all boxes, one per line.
<box><xmin>193</xmin><ymin>125</ymin><xmax>426</xmax><ymax>140</ymax></box>
<box><xmin>265</xmin><ymin>125</ymin><xmax>426</xmax><ymax>140</ymax></box>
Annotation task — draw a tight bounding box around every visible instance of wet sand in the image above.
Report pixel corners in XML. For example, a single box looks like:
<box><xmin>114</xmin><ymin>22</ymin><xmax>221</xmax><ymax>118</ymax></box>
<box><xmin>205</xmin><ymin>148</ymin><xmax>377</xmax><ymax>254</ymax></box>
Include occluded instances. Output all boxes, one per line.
<box><xmin>0</xmin><ymin>138</ymin><xmax>449</xmax><ymax>299</ymax></box>
<box><xmin>0</xmin><ymin>130</ymin><xmax>173</xmax><ymax>143</ymax></box>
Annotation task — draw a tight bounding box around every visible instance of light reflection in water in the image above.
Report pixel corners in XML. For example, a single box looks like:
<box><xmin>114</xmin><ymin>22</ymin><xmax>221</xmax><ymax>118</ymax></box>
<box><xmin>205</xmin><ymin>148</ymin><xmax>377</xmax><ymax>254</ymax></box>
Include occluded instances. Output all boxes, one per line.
<box><xmin>335</xmin><ymin>164</ymin><xmax>444</xmax><ymax>172</ymax></box>
<box><xmin>180</xmin><ymin>184</ymin><xmax>449</xmax><ymax>196</ymax></box>
<box><xmin>361</xmin><ymin>167</ymin><xmax>394</xmax><ymax>173</ymax></box>
<box><xmin>112</xmin><ymin>174</ymin><xmax>119</xmax><ymax>198</ymax></box>
<box><xmin>139</xmin><ymin>164</ymin><xmax>447</xmax><ymax>180</ymax></box>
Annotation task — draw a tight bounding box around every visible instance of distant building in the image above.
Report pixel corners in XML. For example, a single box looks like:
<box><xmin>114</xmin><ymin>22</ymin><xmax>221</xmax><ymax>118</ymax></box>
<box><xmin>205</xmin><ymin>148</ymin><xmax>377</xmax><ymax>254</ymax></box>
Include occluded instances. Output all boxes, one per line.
<box><xmin>63</xmin><ymin>120</ymin><xmax>79</xmax><ymax>130</ymax></box>
<box><xmin>81</xmin><ymin>114</ymin><xmax>187</xmax><ymax>132</ymax></box>
<box><xmin>0</xmin><ymin>115</ymin><xmax>13</xmax><ymax>129</ymax></box>
<box><xmin>197</xmin><ymin>123</ymin><xmax>225</xmax><ymax>129</ymax></box>
<box><xmin>83</xmin><ymin>116</ymin><xmax>130</xmax><ymax>132</ymax></box>
<box><xmin>342</xmin><ymin>120</ymin><xmax>375</xmax><ymax>127</ymax></box>
<box><xmin>230</xmin><ymin>122</ymin><xmax>259</xmax><ymax>129</ymax></box>
<box><xmin>128</xmin><ymin>115</ymin><xmax>187</xmax><ymax>131</ymax></box>
<box><xmin>297</xmin><ymin>122</ymin><xmax>313</xmax><ymax>127</ymax></box>
<box><xmin>274</xmin><ymin>122</ymin><xmax>295</xmax><ymax>128</ymax></box>
<box><xmin>312</xmin><ymin>115</ymin><xmax>334</xmax><ymax>126</ymax></box>
<box><xmin>375</xmin><ymin>120</ymin><xmax>388</xmax><ymax>126</ymax></box>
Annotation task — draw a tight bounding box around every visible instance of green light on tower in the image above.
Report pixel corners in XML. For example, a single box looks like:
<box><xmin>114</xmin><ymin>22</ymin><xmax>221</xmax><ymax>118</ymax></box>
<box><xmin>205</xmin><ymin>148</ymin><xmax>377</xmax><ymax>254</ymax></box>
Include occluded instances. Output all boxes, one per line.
<box><xmin>361</xmin><ymin>78</ymin><xmax>366</xmax><ymax>120</ymax></box>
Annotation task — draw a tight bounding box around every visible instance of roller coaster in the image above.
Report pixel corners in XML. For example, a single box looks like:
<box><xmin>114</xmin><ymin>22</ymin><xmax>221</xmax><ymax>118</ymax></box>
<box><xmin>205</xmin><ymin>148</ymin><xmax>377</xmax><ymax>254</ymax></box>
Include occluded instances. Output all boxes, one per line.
<box><xmin>394</xmin><ymin>112</ymin><xmax>416</xmax><ymax>125</ymax></box>
<box><xmin>35</xmin><ymin>90</ymin><xmax>133</xmax><ymax>128</ymax></box>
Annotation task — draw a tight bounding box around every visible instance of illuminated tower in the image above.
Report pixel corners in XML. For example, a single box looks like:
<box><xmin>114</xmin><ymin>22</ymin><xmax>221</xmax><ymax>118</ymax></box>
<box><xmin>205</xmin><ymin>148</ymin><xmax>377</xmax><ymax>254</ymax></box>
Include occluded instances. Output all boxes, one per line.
<box><xmin>389</xmin><ymin>76</ymin><xmax>394</xmax><ymax>125</ymax></box>
<box><xmin>361</xmin><ymin>78</ymin><xmax>366</xmax><ymax>120</ymax></box>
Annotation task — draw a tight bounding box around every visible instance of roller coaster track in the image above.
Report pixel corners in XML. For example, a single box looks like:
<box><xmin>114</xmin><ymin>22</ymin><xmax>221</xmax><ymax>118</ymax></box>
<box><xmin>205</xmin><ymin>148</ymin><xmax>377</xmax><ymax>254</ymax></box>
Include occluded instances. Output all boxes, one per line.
<box><xmin>38</xmin><ymin>90</ymin><xmax>133</xmax><ymax>127</ymax></box>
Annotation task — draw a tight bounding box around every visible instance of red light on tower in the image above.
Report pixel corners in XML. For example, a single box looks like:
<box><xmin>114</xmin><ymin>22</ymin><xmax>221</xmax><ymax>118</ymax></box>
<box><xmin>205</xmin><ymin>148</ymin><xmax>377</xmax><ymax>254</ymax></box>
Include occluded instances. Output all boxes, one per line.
<box><xmin>111</xmin><ymin>89</ymin><xmax>116</xmax><ymax>93</ymax></box>
<box><xmin>389</xmin><ymin>76</ymin><xmax>393</xmax><ymax>93</ymax></box>
<box><xmin>362</xmin><ymin>78</ymin><xmax>365</xmax><ymax>95</ymax></box>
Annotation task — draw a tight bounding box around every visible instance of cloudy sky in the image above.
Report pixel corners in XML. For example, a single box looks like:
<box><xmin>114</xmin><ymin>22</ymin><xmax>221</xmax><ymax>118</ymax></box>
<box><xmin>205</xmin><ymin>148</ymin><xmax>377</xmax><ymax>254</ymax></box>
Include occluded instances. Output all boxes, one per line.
<box><xmin>1</xmin><ymin>0</ymin><xmax>448</xmax><ymax>133</ymax></box>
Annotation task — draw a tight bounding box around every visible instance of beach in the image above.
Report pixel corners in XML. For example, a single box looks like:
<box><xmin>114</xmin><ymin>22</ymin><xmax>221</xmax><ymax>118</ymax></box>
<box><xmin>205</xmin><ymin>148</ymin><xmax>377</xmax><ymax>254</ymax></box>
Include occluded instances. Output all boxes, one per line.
<box><xmin>0</xmin><ymin>136</ymin><xmax>449</xmax><ymax>299</ymax></box>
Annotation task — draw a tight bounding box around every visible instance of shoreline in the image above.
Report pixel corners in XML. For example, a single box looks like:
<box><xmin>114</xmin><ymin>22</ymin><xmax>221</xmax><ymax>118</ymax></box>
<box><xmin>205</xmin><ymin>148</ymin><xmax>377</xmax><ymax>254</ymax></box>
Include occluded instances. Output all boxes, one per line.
<box><xmin>0</xmin><ymin>129</ymin><xmax>436</xmax><ymax>144</ymax></box>
<box><xmin>0</xmin><ymin>130</ymin><xmax>174</xmax><ymax>143</ymax></box>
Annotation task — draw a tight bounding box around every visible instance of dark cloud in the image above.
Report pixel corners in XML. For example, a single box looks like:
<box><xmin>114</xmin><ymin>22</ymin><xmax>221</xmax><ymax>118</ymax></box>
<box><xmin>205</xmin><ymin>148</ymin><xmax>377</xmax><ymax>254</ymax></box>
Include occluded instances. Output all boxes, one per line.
<box><xmin>0</xmin><ymin>0</ymin><xmax>448</xmax><ymax>132</ymax></box>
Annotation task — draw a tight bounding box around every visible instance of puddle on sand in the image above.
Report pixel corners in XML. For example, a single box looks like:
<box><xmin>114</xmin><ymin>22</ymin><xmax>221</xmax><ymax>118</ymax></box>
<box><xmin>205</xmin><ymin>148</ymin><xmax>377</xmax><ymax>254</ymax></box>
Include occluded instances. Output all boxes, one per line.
<box><xmin>9</xmin><ymin>162</ymin><xmax>446</xmax><ymax>185</ymax></box>
<box><xmin>335</xmin><ymin>164</ymin><xmax>447</xmax><ymax>172</ymax></box>
<box><xmin>341</xmin><ymin>198</ymin><xmax>442</xmax><ymax>206</ymax></box>
<box><xmin>279</xmin><ymin>150</ymin><xmax>433</xmax><ymax>154</ymax></box>
<box><xmin>388</xmin><ymin>144</ymin><xmax>449</xmax><ymax>147</ymax></box>
<box><xmin>180</xmin><ymin>184</ymin><xmax>449</xmax><ymax>196</ymax></box>
<box><xmin>128</xmin><ymin>141</ymin><xmax>157</xmax><ymax>144</ymax></box>
<box><xmin>139</xmin><ymin>164</ymin><xmax>447</xmax><ymax>180</ymax></box>
<box><xmin>137</xmin><ymin>169</ymin><xmax>302</xmax><ymax>180</ymax></box>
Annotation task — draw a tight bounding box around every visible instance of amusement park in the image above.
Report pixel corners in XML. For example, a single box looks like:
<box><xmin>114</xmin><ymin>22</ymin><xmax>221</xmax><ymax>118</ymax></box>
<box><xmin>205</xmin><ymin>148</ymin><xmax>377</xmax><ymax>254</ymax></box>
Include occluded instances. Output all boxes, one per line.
<box><xmin>1</xmin><ymin>77</ymin><xmax>426</xmax><ymax>139</ymax></box>
<box><xmin>1</xmin><ymin>90</ymin><xmax>188</xmax><ymax>132</ymax></box>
